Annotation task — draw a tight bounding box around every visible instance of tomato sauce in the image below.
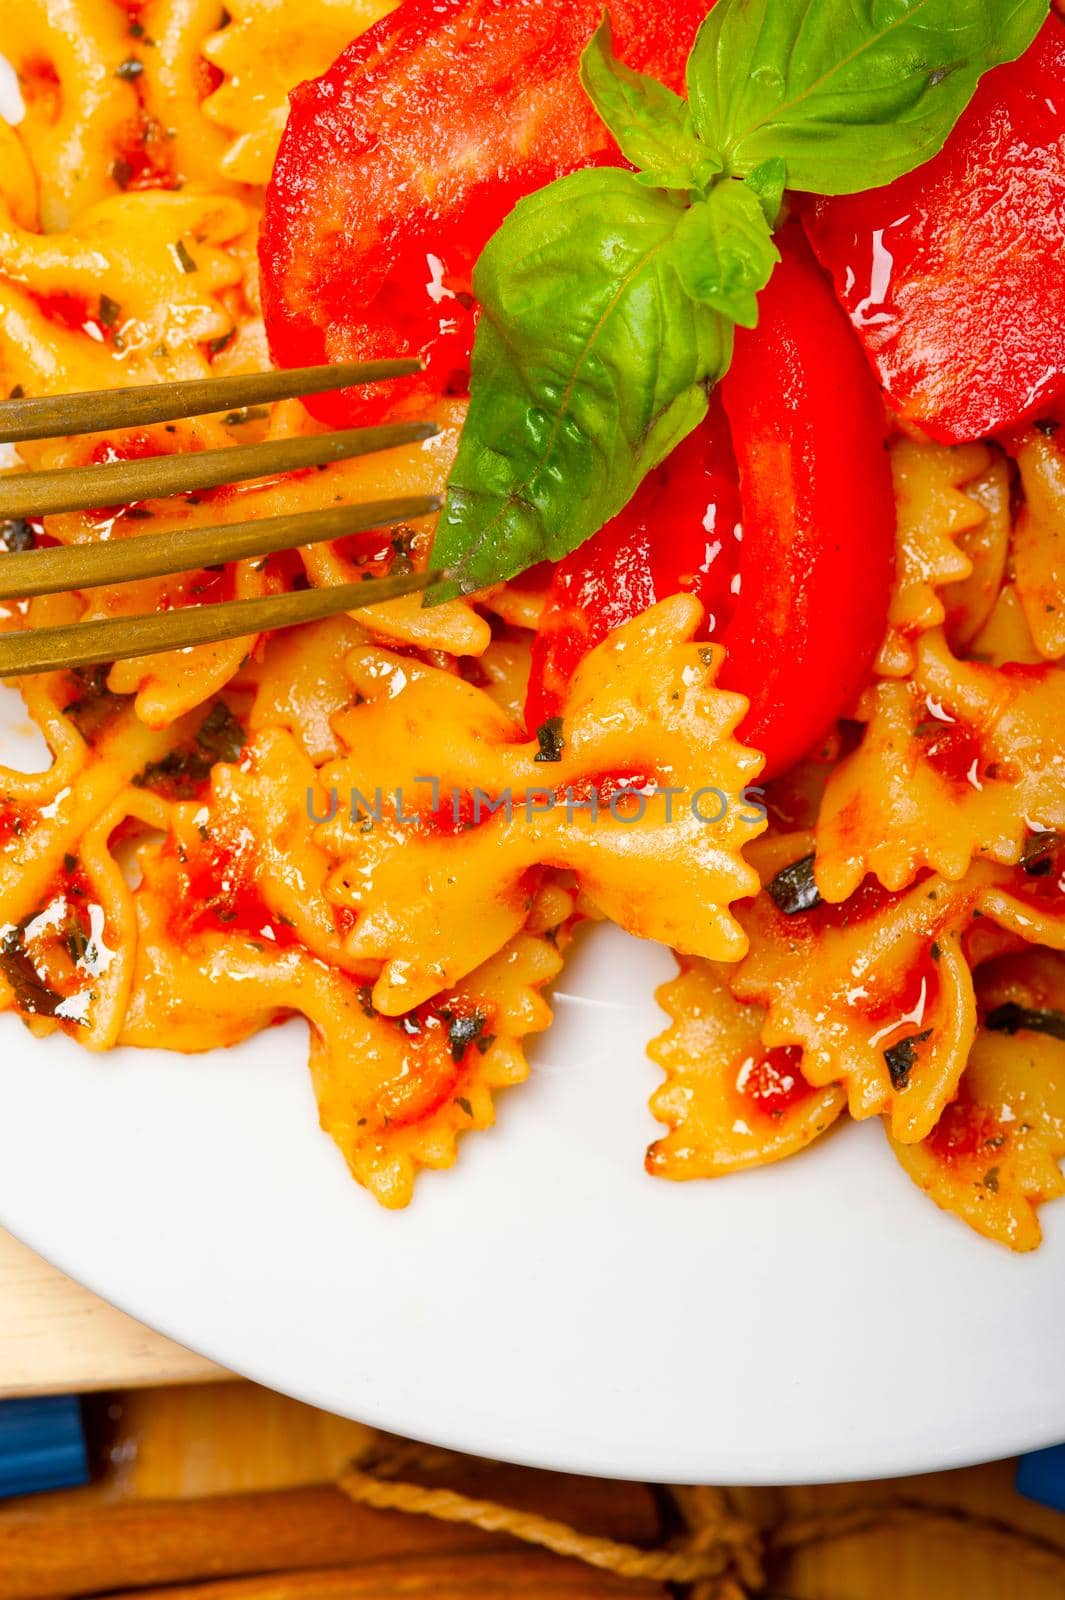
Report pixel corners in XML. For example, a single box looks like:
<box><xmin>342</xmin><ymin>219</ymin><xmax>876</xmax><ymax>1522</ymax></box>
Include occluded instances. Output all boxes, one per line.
<box><xmin>169</xmin><ymin>836</ymin><xmax>301</xmax><ymax>949</ymax></box>
<box><xmin>372</xmin><ymin>995</ymin><xmax>494</xmax><ymax>1128</ymax></box>
<box><xmin>734</xmin><ymin>1044</ymin><xmax>812</xmax><ymax>1122</ymax></box>
<box><xmin>927</xmin><ymin>1094</ymin><xmax>1009</xmax><ymax>1167</ymax></box>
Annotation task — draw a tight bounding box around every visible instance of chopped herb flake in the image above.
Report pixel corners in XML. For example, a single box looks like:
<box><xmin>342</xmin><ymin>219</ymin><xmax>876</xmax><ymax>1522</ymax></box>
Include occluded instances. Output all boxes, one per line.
<box><xmin>172</xmin><ymin>240</ymin><xmax>198</xmax><ymax>273</ymax></box>
<box><xmin>222</xmin><ymin>406</ymin><xmax>271</xmax><ymax>426</ymax></box>
<box><xmin>133</xmin><ymin>702</ymin><xmax>244</xmax><ymax>797</ymax></box>
<box><xmin>1020</xmin><ymin>832</ymin><xmax>1057</xmax><ymax>875</ymax></box>
<box><xmin>196</xmin><ymin>700</ymin><xmax>245</xmax><ymax>764</ymax></box>
<box><xmin>884</xmin><ymin>1028</ymin><xmax>932</xmax><ymax>1090</ymax></box>
<box><xmin>447</xmin><ymin>1009</ymin><xmax>488</xmax><ymax>1062</ymax></box>
<box><xmin>1</xmin><ymin>518</ymin><xmax>35</xmax><ymax>554</ymax></box>
<box><xmin>62</xmin><ymin>915</ymin><xmax>90</xmax><ymax>965</ymax></box>
<box><xmin>985</xmin><ymin>1002</ymin><xmax>1065</xmax><ymax>1042</ymax></box>
<box><xmin>63</xmin><ymin>666</ymin><xmax>126</xmax><ymax>739</ymax></box>
<box><xmin>208</xmin><ymin>329</ymin><xmax>235</xmax><ymax>356</ymax></box>
<box><xmin>0</xmin><ymin>927</ymin><xmax>65</xmax><ymax>1018</ymax></box>
<box><xmin>533</xmin><ymin>716</ymin><xmax>565</xmax><ymax>763</ymax></box>
<box><xmin>766</xmin><ymin>853</ymin><xmax>821</xmax><ymax>916</ymax></box>
<box><xmin>133</xmin><ymin>749</ymin><xmax>211</xmax><ymax>799</ymax></box>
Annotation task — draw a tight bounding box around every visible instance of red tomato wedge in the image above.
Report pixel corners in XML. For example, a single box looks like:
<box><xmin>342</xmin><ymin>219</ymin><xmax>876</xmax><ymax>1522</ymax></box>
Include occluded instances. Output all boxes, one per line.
<box><xmin>526</xmin><ymin>228</ymin><xmax>896</xmax><ymax>778</ymax></box>
<box><xmin>260</xmin><ymin>0</ymin><xmax>709</xmax><ymax>427</ymax></box>
<box><xmin>803</xmin><ymin>14</ymin><xmax>1065</xmax><ymax>445</ymax></box>
<box><xmin>713</xmin><ymin>226</ymin><xmax>895</xmax><ymax>774</ymax></box>
<box><xmin>525</xmin><ymin>396</ymin><xmax>744</xmax><ymax>733</ymax></box>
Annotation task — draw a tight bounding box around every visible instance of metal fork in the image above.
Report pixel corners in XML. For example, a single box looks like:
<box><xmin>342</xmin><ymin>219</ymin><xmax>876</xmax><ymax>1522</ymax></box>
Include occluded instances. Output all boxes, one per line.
<box><xmin>0</xmin><ymin>360</ymin><xmax>442</xmax><ymax>678</ymax></box>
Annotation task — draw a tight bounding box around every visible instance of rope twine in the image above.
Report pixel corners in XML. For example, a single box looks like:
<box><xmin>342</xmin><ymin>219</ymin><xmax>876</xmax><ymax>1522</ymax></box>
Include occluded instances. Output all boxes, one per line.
<box><xmin>336</xmin><ymin>1439</ymin><xmax>1065</xmax><ymax>1596</ymax></box>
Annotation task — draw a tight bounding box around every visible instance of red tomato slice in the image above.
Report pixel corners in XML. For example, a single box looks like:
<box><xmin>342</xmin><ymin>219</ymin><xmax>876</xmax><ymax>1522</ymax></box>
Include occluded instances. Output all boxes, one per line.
<box><xmin>802</xmin><ymin>14</ymin><xmax>1065</xmax><ymax>445</ymax></box>
<box><xmin>526</xmin><ymin>228</ymin><xmax>897</xmax><ymax>779</ymax></box>
<box><xmin>525</xmin><ymin>395</ymin><xmax>743</xmax><ymax>732</ymax></box>
<box><xmin>260</xmin><ymin>0</ymin><xmax>708</xmax><ymax>428</ymax></box>
<box><xmin>713</xmin><ymin>225</ymin><xmax>895</xmax><ymax>774</ymax></box>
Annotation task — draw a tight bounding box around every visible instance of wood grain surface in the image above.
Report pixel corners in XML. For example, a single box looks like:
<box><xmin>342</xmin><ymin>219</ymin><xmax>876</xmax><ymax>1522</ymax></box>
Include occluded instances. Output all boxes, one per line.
<box><xmin>0</xmin><ymin>1230</ymin><xmax>227</xmax><ymax>1396</ymax></box>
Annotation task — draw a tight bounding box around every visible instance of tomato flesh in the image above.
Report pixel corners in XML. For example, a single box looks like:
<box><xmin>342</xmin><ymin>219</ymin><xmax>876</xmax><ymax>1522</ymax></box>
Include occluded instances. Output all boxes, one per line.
<box><xmin>525</xmin><ymin>396</ymin><xmax>743</xmax><ymax>733</ymax></box>
<box><xmin>527</xmin><ymin>229</ymin><xmax>896</xmax><ymax>778</ymax></box>
<box><xmin>260</xmin><ymin>0</ymin><xmax>709</xmax><ymax>426</ymax></box>
<box><xmin>713</xmin><ymin>225</ymin><xmax>896</xmax><ymax>774</ymax></box>
<box><xmin>803</xmin><ymin>15</ymin><xmax>1065</xmax><ymax>444</ymax></box>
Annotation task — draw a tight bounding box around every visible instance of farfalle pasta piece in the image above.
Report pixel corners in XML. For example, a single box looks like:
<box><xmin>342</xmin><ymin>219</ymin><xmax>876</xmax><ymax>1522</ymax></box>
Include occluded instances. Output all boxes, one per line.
<box><xmin>247</xmin><ymin>616</ymin><xmax>366</xmax><ymax>764</ymax></box>
<box><xmin>96</xmin><ymin>552</ymin><xmax>272</xmax><ymax>731</ymax></box>
<box><xmin>973</xmin><ymin>833</ymin><xmax>1065</xmax><ymax>955</ymax></box>
<box><xmin>0</xmin><ymin>188</ymin><xmax>248</xmax><ymax>382</ymax></box>
<box><xmin>0</xmin><ymin>670</ymin><xmax>191</xmax><ymax>929</ymax></box>
<box><xmin>733</xmin><ymin>843</ymin><xmax>979</xmax><ymax>1142</ymax></box>
<box><xmin>471</xmin><ymin>630</ymin><xmax>534</xmax><ymax>728</ymax></box>
<box><xmin>200</xmin><ymin>0</ymin><xmax>397</xmax><ymax>185</ymax></box>
<box><xmin>646</xmin><ymin>957</ymin><xmax>845</xmax><ymax>1180</ymax></box>
<box><xmin>876</xmin><ymin>439</ymin><xmax>997</xmax><ymax>677</ymax></box>
<box><xmin>138</xmin><ymin>0</ymin><xmax>237</xmax><ymax>191</ymax></box>
<box><xmin>968</xmin><ymin>584</ymin><xmax>1044</xmax><ymax>668</ymax></box>
<box><xmin>0</xmin><ymin>785</ymin><xmax>170</xmax><ymax>1050</ymax></box>
<box><xmin>312</xmin><ymin>921</ymin><xmax>564</xmax><ymax>1207</ymax></box>
<box><xmin>733</xmin><ymin>833</ymin><xmax>1065</xmax><ymax>1143</ymax></box>
<box><xmin>481</xmin><ymin>570</ymin><xmax>552</xmax><ymax>632</ymax></box>
<box><xmin>317</xmin><ymin>596</ymin><xmax>764</xmax><ymax>1014</ymax></box>
<box><xmin>816</xmin><ymin>629</ymin><xmax>1065</xmax><ymax>900</ymax></box>
<box><xmin>123</xmin><ymin>862</ymin><xmax>566</xmax><ymax>1208</ymax></box>
<box><xmin>9</xmin><ymin>0</ymin><xmax>141</xmax><ymax>227</ymax></box>
<box><xmin>0</xmin><ymin>278</ymin><xmax>131</xmax><ymax>400</ymax></box>
<box><xmin>0</xmin><ymin>123</ymin><xmax>39</xmax><ymax>231</ymax></box>
<box><xmin>1013</xmin><ymin>430</ymin><xmax>1065</xmax><ymax>661</ymax></box>
<box><xmin>150</xmin><ymin>724</ymin><xmax>350</xmax><ymax>968</ymax></box>
<box><xmin>942</xmin><ymin>453</ymin><xmax>1011</xmax><ymax>651</ymax></box>
<box><xmin>890</xmin><ymin>949</ymin><xmax>1065</xmax><ymax>1251</ymax></box>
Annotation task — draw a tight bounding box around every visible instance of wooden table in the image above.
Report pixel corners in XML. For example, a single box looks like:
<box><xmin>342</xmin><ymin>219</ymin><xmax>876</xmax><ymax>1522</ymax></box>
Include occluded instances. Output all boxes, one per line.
<box><xmin>0</xmin><ymin>1231</ymin><xmax>225</xmax><ymax>1396</ymax></box>
<box><xmin>1</xmin><ymin>1226</ymin><xmax>1062</xmax><ymax>1599</ymax></box>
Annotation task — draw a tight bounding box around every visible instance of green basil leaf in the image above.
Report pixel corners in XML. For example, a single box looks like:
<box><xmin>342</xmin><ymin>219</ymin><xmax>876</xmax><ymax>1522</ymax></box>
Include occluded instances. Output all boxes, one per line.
<box><xmin>580</xmin><ymin>12</ymin><xmax>718</xmax><ymax>193</ymax></box>
<box><xmin>429</xmin><ymin>169</ymin><xmax>730</xmax><ymax>598</ymax></box>
<box><xmin>687</xmin><ymin>0</ymin><xmax>1049</xmax><ymax>195</ymax></box>
<box><xmin>672</xmin><ymin>180</ymin><xmax>780</xmax><ymax>329</ymax></box>
<box><xmin>633</xmin><ymin>161</ymin><xmax>722</xmax><ymax>192</ymax></box>
<box><xmin>745</xmin><ymin>156</ymin><xmax>788</xmax><ymax>225</ymax></box>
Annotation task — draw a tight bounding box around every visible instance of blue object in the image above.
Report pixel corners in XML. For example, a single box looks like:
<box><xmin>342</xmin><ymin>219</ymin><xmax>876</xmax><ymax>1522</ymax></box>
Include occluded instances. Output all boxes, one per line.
<box><xmin>0</xmin><ymin>1396</ymin><xmax>88</xmax><ymax>1499</ymax></box>
<box><xmin>1016</xmin><ymin>1444</ymin><xmax>1065</xmax><ymax>1514</ymax></box>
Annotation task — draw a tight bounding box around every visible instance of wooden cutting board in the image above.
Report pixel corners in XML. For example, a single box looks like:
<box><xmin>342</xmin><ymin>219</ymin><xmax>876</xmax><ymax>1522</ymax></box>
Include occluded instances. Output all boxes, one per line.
<box><xmin>0</xmin><ymin>1230</ymin><xmax>227</xmax><ymax>1396</ymax></box>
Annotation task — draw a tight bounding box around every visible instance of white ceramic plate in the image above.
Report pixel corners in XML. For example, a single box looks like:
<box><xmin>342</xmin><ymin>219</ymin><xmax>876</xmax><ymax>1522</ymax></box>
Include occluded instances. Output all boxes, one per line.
<box><xmin>1</xmin><ymin>685</ymin><xmax>1064</xmax><ymax>1483</ymax></box>
<box><xmin>2</xmin><ymin>61</ymin><xmax>1062</xmax><ymax>1478</ymax></box>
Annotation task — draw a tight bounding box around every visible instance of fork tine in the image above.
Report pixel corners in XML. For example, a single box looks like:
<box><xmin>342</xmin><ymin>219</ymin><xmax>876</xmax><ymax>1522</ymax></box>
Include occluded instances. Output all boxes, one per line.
<box><xmin>0</xmin><ymin>497</ymin><xmax>441</xmax><ymax>600</ymax></box>
<box><xmin>0</xmin><ymin>568</ymin><xmax>438</xmax><ymax>678</ymax></box>
<box><xmin>0</xmin><ymin>360</ymin><xmax>423</xmax><ymax>444</ymax></box>
<box><xmin>0</xmin><ymin>422</ymin><xmax>439</xmax><ymax>519</ymax></box>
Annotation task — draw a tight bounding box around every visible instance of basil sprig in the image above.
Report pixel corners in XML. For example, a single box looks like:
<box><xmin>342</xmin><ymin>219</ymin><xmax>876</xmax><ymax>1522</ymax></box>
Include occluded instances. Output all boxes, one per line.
<box><xmin>430</xmin><ymin>0</ymin><xmax>1048</xmax><ymax>599</ymax></box>
<box><xmin>687</xmin><ymin>0</ymin><xmax>1049</xmax><ymax>195</ymax></box>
